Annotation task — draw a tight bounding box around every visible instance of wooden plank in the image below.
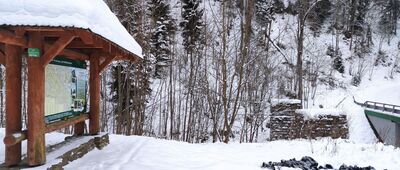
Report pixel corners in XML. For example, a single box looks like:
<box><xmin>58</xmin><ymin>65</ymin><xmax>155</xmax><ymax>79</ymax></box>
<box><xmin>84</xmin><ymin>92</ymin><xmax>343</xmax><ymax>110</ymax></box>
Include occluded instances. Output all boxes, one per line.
<box><xmin>4</xmin><ymin>44</ymin><xmax>22</xmax><ymax>166</ymax></box>
<box><xmin>0</xmin><ymin>29</ymin><xmax>27</xmax><ymax>47</ymax></box>
<box><xmin>89</xmin><ymin>55</ymin><xmax>100</xmax><ymax>135</ymax></box>
<box><xmin>4</xmin><ymin>114</ymin><xmax>89</xmax><ymax>147</ymax></box>
<box><xmin>41</xmin><ymin>33</ymin><xmax>75</xmax><ymax>66</ymax></box>
<box><xmin>27</xmin><ymin>32</ymin><xmax>46</xmax><ymax>166</ymax></box>
<box><xmin>46</xmin><ymin>114</ymin><xmax>89</xmax><ymax>133</ymax></box>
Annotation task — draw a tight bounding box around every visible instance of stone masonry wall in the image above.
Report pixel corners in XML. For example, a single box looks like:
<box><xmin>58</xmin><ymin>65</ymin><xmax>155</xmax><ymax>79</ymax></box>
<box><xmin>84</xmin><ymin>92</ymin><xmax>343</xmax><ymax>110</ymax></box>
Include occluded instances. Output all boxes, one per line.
<box><xmin>268</xmin><ymin>103</ymin><xmax>348</xmax><ymax>140</ymax></box>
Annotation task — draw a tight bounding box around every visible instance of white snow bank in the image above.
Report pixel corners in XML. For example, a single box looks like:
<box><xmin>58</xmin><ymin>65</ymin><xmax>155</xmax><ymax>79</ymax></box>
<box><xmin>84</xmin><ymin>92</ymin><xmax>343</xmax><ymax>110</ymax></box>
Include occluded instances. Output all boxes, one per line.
<box><xmin>62</xmin><ymin>134</ymin><xmax>400</xmax><ymax>170</ymax></box>
<box><xmin>296</xmin><ymin>109</ymin><xmax>345</xmax><ymax>120</ymax></box>
<box><xmin>0</xmin><ymin>0</ymin><xmax>142</xmax><ymax>58</ymax></box>
<box><xmin>271</xmin><ymin>99</ymin><xmax>301</xmax><ymax>106</ymax></box>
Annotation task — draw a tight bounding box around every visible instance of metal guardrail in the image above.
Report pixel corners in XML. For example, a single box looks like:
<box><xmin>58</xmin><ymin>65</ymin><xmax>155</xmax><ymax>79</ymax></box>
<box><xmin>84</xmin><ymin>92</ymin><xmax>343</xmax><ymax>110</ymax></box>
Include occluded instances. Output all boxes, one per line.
<box><xmin>353</xmin><ymin>97</ymin><xmax>400</xmax><ymax>114</ymax></box>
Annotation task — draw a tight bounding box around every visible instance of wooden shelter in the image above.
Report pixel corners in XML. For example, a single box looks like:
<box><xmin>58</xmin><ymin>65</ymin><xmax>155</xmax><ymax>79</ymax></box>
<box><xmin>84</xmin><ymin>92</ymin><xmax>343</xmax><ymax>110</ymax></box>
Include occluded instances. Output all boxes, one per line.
<box><xmin>0</xmin><ymin>0</ymin><xmax>142</xmax><ymax>167</ymax></box>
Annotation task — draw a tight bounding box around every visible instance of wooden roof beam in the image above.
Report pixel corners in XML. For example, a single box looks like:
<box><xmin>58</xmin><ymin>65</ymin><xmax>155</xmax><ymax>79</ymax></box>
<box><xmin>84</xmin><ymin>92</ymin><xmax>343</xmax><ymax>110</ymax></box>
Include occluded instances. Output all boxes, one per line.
<box><xmin>14</xmin><ymin>28</ymin><xmax>26</xmax><ymax>38</ymax></box>
<box><xmin>116</xmin><ymin>54</ymin><xmax>139</xmax><ymax>63</ymax></box>
<box><xmin>44</xmin><ymin>43</ymin><xmax>89</xmax><ymax>61</ymax></box>
<box><xmin>74</xmin><ymin>29</ymin><xmax>93</xmax><ymax>45</ymax></box>
<box><xmin>101</xmin><ymin>40</ymin><xmax>112</xmax><ymax>54</ymax></box>
<box><xmin>41</xmin><ymin>33</ymin><xmax>76</xmax><ymax>66</ymax></box>
<box><xmin>45</xmin><ymin>39</ymin><xmax>103</xmax><ymax>49</ymax></box>
<box><xmin>99</xmin><ymin>55</ymin><xmax>118</xmax><ymax>73</ymax></box>
<box><xmin>60</xmin><ymin>48</ymin><xmax>89</xmax><ymax>61</ymax></box>
<box><xmin>66</xmin><ymin>40</ymin><xmax>103</xmax><ymax>49</ymax></box>
<box><xmin>0</xmin><ymin>29</ymin><xmax>27</xmax><ymax>47</ymax></box>
<box><xmin>21</xmin><ymin>27</ymin><xmax>65</xmax><ymax>32</ymax></box>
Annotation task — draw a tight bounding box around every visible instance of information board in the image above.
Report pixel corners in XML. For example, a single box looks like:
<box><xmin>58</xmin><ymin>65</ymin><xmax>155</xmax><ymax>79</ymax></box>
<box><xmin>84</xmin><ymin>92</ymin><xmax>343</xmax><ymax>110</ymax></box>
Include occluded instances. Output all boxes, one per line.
<box><xmin>45</xmin><ymin>56</ymin><xmax>88</xmax><ymax>123</ymax></box>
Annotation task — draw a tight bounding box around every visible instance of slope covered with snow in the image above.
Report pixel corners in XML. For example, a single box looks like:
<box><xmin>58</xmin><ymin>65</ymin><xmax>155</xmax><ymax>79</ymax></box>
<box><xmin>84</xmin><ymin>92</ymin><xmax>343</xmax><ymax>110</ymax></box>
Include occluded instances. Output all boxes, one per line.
<box><xmin>310</xmin><ymin>68</ymin><xmax>400</xmax><ymax>143</ymax></box>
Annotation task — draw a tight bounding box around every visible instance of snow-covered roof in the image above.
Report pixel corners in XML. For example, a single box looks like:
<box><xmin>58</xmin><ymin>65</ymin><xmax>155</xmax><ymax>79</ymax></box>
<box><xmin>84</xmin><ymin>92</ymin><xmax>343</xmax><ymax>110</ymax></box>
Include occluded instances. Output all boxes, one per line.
<box><xmin>0</xmin><ymin>0</ymin><xmax>142</xmax><ymax>58</ymax></box>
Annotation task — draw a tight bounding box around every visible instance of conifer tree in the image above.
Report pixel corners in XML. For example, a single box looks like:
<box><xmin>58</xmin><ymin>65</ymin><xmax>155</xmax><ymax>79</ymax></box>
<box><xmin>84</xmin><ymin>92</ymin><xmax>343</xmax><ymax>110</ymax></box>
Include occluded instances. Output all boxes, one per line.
<box><xmin>106</xmin><ymin>0</ymin><xmax>151</xmax><ymax>135</ymax></box>
<box><xmin>180</xmin><ymin>0</ymin><xmax>204</xmax><ymax>57</ymax></box>
<box><xmin>148</xmin><ymin>0</ymin><xmax>176</xmax><ymax>78</ymax></box>
<box><xmin>379</xmin><ymin>0</ymin><xmax>400</xmax><ymax>35</ymax></box>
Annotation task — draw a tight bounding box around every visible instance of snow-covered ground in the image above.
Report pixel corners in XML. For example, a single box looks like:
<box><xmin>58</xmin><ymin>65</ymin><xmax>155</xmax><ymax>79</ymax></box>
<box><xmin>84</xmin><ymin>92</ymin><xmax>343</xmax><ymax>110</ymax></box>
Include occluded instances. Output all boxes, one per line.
<box><xmin>1</xmin><ymin>129</ymin><xmax>398</xmax><ymax>170</ymax></box>
<box><xmin>1</xmin><ymin>128</ymin><xmax>399</xmax><ymax>170</ymax></box>
<box><xmin>62</xmin><ymin>135</ymin><xmax>399</xmax><ymax>170</ymax></box>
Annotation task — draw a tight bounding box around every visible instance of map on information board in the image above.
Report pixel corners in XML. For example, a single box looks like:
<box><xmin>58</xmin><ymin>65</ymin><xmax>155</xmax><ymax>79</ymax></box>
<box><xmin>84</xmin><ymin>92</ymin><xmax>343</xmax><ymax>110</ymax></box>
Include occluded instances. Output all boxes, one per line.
<box><xmin>45</xmin><ymin>56</ymin><xmax>88</xmax><ymax>123</ymax></box>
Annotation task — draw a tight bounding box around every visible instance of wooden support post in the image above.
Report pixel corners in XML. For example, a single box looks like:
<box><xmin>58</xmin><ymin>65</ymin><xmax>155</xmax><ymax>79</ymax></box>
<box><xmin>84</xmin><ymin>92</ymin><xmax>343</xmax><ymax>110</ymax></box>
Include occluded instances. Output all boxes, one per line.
<box><xmin>0</xmin><ymin>50</ymin><xmax>5</xmax><ymax>65</ymax></box>
<box><xmin>27</xmin><ymin>32</ymin><xmax>46</xmax><ymax>166</ymax></box>
<box><xmin>74</xmin><ymin>121</ymin><xmax>85</xmax><ymax>136</ymax></box>
<box><xmin>4</xmin><ymin>44</ymin><xmax>22</xmax><ymax>166</ymax></box>
<box><xmin>89</xmin><ymin>56</ymin><xmax>100</xmax><ymax>135</ymax></box>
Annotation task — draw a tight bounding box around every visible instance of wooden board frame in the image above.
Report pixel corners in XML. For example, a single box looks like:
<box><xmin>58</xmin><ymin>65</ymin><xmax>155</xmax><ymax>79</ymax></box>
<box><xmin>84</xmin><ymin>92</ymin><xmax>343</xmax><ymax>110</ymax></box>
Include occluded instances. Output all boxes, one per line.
<box><xmin>0</xmin><ymin>26</ymin><xmax>141</xmax><ymax>167</ymax></box>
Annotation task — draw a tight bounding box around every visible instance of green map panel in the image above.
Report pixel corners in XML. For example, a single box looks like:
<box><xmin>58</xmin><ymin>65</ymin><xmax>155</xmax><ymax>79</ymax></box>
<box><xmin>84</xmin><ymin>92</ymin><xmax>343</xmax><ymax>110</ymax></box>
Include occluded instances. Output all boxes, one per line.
<box><xmin>45</xmin><ymin>56</ymin><xmax>88</xmax><ymax>123</ymax></box>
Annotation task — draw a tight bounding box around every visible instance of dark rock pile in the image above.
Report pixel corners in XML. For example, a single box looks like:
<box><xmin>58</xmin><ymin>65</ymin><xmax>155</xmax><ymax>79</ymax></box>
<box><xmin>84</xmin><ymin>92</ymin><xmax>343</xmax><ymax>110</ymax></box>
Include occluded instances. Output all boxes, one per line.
<box><xmin>261</xmin><ymin>156</ymin><xmax>375</xmax><ymax>170</ymax></box>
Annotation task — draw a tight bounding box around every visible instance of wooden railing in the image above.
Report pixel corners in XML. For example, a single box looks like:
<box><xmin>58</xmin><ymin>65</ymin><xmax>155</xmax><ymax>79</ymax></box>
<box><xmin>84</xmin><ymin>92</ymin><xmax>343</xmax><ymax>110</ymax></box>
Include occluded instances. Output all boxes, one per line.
<box><xmin>3</xmin><ymin>113</ymin><xmax>89</xmax><ymax>146</ymax></box>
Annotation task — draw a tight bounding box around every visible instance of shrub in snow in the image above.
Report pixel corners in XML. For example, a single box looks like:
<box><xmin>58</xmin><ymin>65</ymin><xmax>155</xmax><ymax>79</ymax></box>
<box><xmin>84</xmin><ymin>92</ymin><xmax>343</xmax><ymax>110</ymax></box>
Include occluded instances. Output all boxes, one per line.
<box><xmin>272</xmin><ymin>0</ymin><xmax>285</xmax><ymax>14</ymax></box>
<box><xmin>333</xmin><ymin>56</ymin><xmax>345</xmax><ymax>74</ymax></box>
<box><xmin>351</xmin><ymin>75</ymin><xmax>361</xmax><ymax>87</ymax></box>
<box><xmin>374</xmin><ymin>50</ymin><xmax>391</xmax><ymax>67</ymax></box>
<box><xmin>307</xmin><ymin>0</ymin><xmax>332</xmax><ymax>34</ymax></box>
<box><xmin>326</xmin><ymin>45</ymin><xmax>335</xmax><ymax>57</ymax></box>
<box><xmin>284</xmin><ymin>1</ymin><xmax>297</xmax><ymax>15</ymax></box>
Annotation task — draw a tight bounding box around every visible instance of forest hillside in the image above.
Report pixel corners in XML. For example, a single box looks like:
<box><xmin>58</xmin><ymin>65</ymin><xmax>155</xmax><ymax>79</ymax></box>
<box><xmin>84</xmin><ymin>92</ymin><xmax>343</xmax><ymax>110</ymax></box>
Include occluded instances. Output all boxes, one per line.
<box><xmin>1</xmin><ymin>0</ymin><xmax>399</xmax><ymax>144</ymax></box>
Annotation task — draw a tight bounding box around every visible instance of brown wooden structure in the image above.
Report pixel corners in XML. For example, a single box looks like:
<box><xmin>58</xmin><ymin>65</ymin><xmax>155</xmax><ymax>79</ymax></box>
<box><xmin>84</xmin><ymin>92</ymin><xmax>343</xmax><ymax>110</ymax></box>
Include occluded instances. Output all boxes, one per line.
<box><xmin>0</xmin><ymin>27</ymin><xmax>141</xmax><ymax>167</ymax></box>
